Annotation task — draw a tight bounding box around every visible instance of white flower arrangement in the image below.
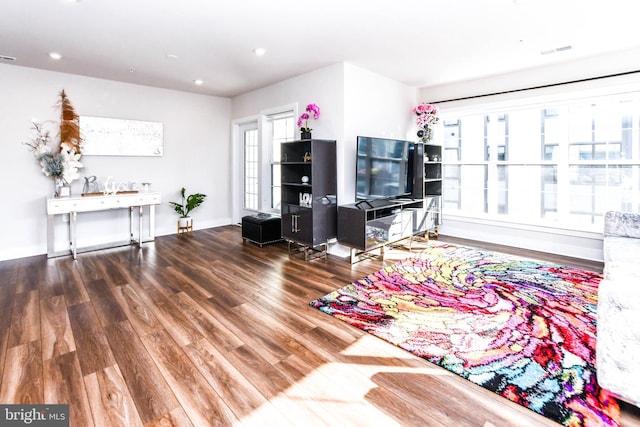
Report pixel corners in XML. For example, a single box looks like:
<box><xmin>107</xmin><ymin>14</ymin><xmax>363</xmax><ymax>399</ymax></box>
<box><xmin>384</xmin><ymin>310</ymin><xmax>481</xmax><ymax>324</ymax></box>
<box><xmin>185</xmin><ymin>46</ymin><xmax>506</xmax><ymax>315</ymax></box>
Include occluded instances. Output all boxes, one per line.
<box><xmin>24</xmin><ymin>90</ymin><xmax>84</xmax><ymax>194</ymax></box>
<box><xmin>24</xmin><ymin>121</ymin><xmax>83</xmax><ymax>185</ymax></box>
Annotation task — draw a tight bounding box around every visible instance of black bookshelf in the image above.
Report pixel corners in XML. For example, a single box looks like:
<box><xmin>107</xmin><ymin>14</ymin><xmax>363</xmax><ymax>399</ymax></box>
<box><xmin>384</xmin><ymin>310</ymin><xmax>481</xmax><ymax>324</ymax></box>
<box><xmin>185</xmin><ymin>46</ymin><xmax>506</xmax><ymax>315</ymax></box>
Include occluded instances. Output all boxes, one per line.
<box><xmin>280</xmin><ymin>139</ymin><xmax>337</xmax><ymax>260</ymax></box>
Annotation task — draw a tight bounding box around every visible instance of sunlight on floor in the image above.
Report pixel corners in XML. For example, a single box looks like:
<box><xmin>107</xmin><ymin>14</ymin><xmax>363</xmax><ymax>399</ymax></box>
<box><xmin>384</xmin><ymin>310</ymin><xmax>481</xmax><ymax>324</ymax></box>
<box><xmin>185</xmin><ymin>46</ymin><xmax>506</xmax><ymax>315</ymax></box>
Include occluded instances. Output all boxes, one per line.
<box><xmin>379</xmin><ymin>237</ymin><xmax>435</xmax><ymax>263</ymax></box>
<box><xmin>236</xmin><ymin>334</ymin><xmax>452</xmax><ymax>427</ymax></box>
<box><xmin>237</xmin><ymin>331</ymin><xmax>558</xmax><ymax>427</ymax></box>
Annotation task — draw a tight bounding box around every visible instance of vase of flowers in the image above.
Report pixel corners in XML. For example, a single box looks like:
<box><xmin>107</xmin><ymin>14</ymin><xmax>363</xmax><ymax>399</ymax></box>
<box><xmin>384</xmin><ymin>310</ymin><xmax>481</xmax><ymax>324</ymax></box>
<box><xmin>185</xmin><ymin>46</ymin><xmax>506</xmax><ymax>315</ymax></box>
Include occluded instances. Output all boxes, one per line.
<box><xmin>24</xmin><ymin>90</ymin><xmax>83</xmax><ymax>197</ymax></box>
<box><xmin>297</xmin><ymin>103</ymin><xmax>320</xmax><ymax>140</ymax></box>
<box><xmin>24</xmin><ymin>121</ymin><xmax>83</xmax><ymax>197</ymax></box>
<box><xmin>412</xmin><ymin>102</ymin><xmax>440</xmax><ymax>143</ymax></box>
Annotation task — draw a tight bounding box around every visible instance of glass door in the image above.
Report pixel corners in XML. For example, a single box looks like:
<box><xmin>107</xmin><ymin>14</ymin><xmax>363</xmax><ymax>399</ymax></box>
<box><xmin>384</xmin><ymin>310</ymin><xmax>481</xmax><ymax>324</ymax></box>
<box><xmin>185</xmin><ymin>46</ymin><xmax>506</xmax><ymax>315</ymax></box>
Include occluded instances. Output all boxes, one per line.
<box><xmin>239</xmin><ymin>122</ymin><xmax>259</xmax><ymax>219</ymax></box>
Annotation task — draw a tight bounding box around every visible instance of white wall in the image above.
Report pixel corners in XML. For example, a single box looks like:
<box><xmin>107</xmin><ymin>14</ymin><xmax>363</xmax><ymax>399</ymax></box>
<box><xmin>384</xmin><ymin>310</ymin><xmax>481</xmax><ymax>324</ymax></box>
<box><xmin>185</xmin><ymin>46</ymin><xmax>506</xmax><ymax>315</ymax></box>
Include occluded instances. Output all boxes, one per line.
<box><xmin>232</xmin><ymin>63</ymin><xmax>345</xmax><ymax>136</ymax></box>
<box><xmin>0</xmin><ymin>64</ymin><xmax>231</xmax><ymax>261</ymax></box>
<box><xmin>231</xmin><ymin>62</ymin><xmax>417</xmax><ymax>207</ymax></box>
<box><xmin>343</xmin><ymin>63</ymin><xmax>417</xmax><ymax>204</ymax></box>
<box><xmin>417</xmin><ymin>47</ymin><xmax>640</xmax><ymax>261</ymax></box>
<box><xmin>422</xmin><ymin>46</ymin><xmax>640</xmax><ymax>104</ymax></box>
<box><xmin>232</xmin><ymin>63</ymin><xmax>346</xmax><ymax>213</ymax></box>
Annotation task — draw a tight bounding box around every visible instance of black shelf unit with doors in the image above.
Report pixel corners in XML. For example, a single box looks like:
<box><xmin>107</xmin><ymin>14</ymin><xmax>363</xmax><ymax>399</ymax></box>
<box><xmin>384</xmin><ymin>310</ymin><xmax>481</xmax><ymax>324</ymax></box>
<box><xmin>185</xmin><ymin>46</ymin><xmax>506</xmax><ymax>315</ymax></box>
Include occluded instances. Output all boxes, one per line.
<box><xmin>280</xmin><ymin>139</ymin><xmax>337</xmax><ymax>260</ymax></box>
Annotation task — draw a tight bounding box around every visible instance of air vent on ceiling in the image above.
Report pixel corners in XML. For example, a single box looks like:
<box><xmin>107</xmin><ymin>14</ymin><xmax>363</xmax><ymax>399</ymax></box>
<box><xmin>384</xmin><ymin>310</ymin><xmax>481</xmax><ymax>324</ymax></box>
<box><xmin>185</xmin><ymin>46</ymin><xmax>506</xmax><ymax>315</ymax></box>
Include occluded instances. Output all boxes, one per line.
<box><xmin>0</xmin><ymin>54</ymin><xmax>16</xmax><ymax>61</ymax></box>
<box><xmin>541</xmin><ymin>45</ymin><xmax>572</xmax><ymax>55</ymax></box>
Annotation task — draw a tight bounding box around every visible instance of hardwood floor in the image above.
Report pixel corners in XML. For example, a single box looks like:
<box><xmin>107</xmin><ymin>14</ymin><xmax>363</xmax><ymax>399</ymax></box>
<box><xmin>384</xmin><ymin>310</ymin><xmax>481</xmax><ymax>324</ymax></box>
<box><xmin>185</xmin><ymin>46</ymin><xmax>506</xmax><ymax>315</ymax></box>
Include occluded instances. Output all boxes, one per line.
<box><xmin>1</xmin><ymin>225</ymin><xmax>638</xmax><ymax>426</ymax></box>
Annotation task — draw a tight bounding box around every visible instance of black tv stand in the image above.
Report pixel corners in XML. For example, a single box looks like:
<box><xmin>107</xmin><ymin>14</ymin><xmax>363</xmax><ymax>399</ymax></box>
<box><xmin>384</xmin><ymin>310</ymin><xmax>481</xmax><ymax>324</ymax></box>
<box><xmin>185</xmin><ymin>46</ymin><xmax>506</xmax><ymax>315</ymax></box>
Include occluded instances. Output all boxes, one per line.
<box><xmin>354</xmin><ymin>200</ymin><xmax>373</xmax><ymax>210</ymax></box>
<box><xmin>338</xmin><ymin>198</ymin><xmax>436</xmax><ymax>263</ymax></box>
<box><xmin>339</xmin><ymin>141</ymin><xmax>442</xmax><ymax>263</ymax></box>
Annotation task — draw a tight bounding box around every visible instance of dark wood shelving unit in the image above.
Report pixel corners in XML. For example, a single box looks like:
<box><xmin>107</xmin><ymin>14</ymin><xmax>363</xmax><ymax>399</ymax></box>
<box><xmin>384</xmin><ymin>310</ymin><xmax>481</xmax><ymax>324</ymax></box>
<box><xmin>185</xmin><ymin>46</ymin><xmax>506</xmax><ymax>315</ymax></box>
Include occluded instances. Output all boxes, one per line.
<box><xmin>280</xmin><ymin>139</ymin><xmax>337</xmax><ymax>260</ymax></box>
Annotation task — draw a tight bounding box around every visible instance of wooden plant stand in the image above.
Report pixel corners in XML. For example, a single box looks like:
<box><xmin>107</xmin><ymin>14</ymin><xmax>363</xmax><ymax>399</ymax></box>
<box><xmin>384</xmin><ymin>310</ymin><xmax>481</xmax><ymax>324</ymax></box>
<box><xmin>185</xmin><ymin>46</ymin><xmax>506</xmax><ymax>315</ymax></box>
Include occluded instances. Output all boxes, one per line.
<box><xmin>177</xmin><ymin>219</ymin><xmax>193</xmax><ymax>234</ymax></box>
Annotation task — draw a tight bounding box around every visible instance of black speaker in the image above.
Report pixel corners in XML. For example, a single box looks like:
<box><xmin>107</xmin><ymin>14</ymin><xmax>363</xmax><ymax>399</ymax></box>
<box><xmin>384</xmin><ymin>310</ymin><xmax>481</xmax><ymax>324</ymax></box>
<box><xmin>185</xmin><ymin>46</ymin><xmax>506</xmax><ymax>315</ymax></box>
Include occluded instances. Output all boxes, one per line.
<box><xmin>410</xmin><ymin>143</ymin><xmax>425</xmax><ymax>199</ymax></box>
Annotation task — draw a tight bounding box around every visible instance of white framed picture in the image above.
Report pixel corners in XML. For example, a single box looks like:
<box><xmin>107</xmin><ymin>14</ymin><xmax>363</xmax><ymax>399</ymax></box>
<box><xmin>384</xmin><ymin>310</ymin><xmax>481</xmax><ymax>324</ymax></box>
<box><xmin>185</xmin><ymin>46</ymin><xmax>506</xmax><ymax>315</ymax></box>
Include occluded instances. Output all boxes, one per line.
<box><xmin>80</xmin><ymin>116</ymin><xmax>163</xmax><ymax>156</ymax></box>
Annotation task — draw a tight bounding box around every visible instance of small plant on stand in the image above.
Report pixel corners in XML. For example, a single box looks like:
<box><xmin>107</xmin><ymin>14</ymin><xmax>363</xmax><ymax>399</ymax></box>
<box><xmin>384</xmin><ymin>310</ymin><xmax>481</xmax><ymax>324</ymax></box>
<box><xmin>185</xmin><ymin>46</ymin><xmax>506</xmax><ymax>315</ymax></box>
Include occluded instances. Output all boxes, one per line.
<box><xmin>169</xmin><ymin>187</ymin><xmax>206</xmax><ymax>233</ymax></box>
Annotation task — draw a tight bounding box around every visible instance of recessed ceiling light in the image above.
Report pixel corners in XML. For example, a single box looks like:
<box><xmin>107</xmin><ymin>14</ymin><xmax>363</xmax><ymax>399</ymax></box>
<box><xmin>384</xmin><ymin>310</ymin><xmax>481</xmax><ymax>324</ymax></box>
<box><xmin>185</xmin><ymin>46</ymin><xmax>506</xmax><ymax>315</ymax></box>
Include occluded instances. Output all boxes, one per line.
<box><xmin>166</xmin><ymin>53</ymin><xmax>179</xmax><ymax>60</ymax></box>
<box><xmin>49</xmin><ymin>52</ymin><xmax>62</xmax><ymax>60</ymax></box>
<box><xmin>194</xmin><ymin>79</ymin><xmax>204</xmax><ymax>85</ymax></box>
<box><xmin>0</xmin><ymin>54</ymin><xmax>16</xmax><ymax>61</ymax></box>
<box><xmin>253</xmin><ymin>48</ymin><xmax>266</xmax><ymax>56</ymax></box>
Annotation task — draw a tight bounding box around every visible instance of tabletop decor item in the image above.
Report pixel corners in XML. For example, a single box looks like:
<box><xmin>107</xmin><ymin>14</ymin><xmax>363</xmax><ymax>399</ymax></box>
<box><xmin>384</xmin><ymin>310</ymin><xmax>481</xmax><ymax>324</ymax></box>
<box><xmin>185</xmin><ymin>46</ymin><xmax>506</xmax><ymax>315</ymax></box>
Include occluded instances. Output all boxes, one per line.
<box><xmin>297</xmin><ymin>103</ymin><xmax>320</xmax><ymax>140</ymax></box>
<box><xmin>23</xmin><ymin>90</ymin><xmax>83</xmax><ymax>197</ymax></box>
<box><xmin>82</xmin><ymin>175</ymin><xmax>98</xmax><ymax>194</ymax></box>
<box><xmin>412</xmin><ymin>102</ymin><xmax>440</xmax><ymax>143</ymax></box>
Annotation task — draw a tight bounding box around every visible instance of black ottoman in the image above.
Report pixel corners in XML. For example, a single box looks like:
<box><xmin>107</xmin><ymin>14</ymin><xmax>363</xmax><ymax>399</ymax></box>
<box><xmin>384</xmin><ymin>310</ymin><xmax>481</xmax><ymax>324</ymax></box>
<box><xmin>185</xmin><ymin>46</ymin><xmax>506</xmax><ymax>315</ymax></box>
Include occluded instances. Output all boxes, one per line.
<box><xmin>242</xmin><ymin>213</ymin><xmax>282</xmax><ymax>247</ymax></box>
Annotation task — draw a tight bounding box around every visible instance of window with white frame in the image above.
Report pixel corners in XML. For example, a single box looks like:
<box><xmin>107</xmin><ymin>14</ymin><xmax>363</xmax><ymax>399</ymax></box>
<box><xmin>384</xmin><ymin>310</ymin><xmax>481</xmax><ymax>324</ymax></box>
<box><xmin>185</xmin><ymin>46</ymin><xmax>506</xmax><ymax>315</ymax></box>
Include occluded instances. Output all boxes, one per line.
<box><xmin>265</xmin><ymin>111</ymin><xmax>295</xmax><ymax>211</ymax></box>
<box><xmin>441</xmin><ymin>90</ymin><xmax>640</xmax><ymax>233</ymax></box>
<box><xmin>243</xmin><ymin>128</ymin><xmax>259</xmax><ymax>211</ymax></box>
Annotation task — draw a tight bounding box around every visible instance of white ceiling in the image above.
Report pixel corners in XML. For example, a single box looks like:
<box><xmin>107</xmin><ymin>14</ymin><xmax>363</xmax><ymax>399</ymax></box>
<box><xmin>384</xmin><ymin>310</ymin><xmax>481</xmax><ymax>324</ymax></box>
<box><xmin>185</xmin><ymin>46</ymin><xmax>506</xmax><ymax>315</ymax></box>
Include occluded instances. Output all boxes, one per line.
<box><xmin>2</xmin><ymin>0</ymin><xmax>639</xmax><ymax>98</ymax></box>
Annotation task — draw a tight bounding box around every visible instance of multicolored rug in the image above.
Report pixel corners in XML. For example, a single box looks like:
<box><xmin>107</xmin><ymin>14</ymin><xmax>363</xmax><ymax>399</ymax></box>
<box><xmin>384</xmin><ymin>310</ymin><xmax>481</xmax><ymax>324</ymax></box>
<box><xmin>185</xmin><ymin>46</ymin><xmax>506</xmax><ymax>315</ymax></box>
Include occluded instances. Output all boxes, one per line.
<box><xmin>310</xmin><ymin>243</ymin><xmax>620</xmax><ymax>426</ymax></box>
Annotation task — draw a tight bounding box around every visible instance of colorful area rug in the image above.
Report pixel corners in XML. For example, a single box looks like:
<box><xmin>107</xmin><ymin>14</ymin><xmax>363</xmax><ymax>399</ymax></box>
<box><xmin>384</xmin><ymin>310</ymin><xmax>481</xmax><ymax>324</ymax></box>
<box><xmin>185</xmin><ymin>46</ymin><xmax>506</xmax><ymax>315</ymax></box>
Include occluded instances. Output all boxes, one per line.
<box><xmin>310</xmin><ymin>243</ymin><xmax>619</xmax><ymax>426</ymax></box>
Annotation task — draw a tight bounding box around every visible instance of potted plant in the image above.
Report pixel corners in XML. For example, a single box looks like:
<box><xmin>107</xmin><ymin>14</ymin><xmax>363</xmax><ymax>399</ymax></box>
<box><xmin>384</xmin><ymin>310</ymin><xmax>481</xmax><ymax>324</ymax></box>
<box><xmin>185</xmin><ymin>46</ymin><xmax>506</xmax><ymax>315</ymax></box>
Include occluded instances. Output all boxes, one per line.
<box><xmin>297</xmin><ymin>103</ymin><xmax>320</xmax><ymax>140</ymax></box>
<box><xmin>412</xmin><ymin>102</ymin><xmax>440</xmax><ymax>143</ymax></box>
<box><xmin>169</xmin><ymin>187</ymin><xmax>206</xmax><ymax>230</ymax></box>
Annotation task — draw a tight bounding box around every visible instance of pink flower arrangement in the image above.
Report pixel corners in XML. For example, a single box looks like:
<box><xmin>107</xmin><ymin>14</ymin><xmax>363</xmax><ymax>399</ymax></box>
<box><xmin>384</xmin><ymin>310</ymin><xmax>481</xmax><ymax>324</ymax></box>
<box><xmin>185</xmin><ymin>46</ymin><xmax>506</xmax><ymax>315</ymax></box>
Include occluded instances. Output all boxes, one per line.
<box><xmin>297</xmin><ymin>103</ymin><xmax>320</xmax><ymax>132</ymax></box>
<box><xmin>412</xmin><ymin>102</ymin><xmax>440</xmax><ymax>142</ymax></box>
<box><xmin>412</xmin><ymin>102</ymin><xmax>438</xmax><ymax>115</ymax></box>
<box><xmin>417</xmin><ymin>113</ymin><xmax>439</xmax><ymax>128</ymax></box>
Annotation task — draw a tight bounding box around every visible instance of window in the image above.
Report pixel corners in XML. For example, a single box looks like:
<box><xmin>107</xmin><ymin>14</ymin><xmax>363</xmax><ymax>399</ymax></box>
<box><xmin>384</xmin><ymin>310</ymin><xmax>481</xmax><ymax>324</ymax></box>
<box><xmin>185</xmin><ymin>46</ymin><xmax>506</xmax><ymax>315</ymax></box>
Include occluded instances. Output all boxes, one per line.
<box><xmin>259</xmin><ymin>107</ymin><xmax>295</xmax><ymax>212</ymax></box>
<box><xmin>441</xmin><ymin>92</ymin><xmax>640</xmax><ymax>232</ymax></box>
<box><xmin>243</xmin><ymin>128</ymin><xmax>259</xmax><ymax>211</ymax></box>
<box><xmin>268</xmin><ymin>113</ymin><xmax>295</xmax><ymax>211</ymax></box>
<box><xmin>442</xmin><ymin>119</ymin><xmax>462</xmax><ymax>210</ymax></box>
<box><xmin>238</xmin><ymin>107</ymin><xmax>294</xmax><ymax>217</ymax></box>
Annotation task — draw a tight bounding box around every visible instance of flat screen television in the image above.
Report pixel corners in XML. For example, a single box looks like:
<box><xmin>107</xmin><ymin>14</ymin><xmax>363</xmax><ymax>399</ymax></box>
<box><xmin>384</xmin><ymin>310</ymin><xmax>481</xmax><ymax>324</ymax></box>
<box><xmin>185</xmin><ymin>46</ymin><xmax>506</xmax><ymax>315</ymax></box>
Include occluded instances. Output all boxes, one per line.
<box><xmin>355</xmin><ymin>136</ymin><xmax>414</xmax><ymax>201</ymax></box>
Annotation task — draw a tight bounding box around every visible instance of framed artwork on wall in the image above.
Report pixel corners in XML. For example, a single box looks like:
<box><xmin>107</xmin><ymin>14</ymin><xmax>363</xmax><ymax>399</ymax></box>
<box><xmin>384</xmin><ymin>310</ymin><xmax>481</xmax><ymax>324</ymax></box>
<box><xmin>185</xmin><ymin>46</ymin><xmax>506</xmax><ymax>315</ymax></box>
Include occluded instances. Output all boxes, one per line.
<box><xmin>80</xmin><ymin>116</ymin><xmax>163</xmax><ymax>156</ymax></box>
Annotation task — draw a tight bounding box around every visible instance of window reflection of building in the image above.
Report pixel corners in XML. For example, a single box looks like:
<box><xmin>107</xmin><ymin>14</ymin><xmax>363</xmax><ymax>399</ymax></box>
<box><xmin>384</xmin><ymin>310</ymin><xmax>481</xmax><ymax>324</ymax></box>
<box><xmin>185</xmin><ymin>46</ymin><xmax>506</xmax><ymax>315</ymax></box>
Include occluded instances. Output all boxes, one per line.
<box><xmin>563</xmin><ymin>103</ymin><xmax>633</xmax><ymax>224</ymax></box>
<box><xmin>485</xmin><ymin>114</ymin><xmax>509</xmax><ymax>214</ymax></box>
<box><xmin>443</xmin><ymin>119</ymin><xmax>462</xmax><ymax>210</ymax></box>
<box><xmin>441</xmin><ymin>94</ymin><xmax>640</xmax><ymax>232</ymax></box>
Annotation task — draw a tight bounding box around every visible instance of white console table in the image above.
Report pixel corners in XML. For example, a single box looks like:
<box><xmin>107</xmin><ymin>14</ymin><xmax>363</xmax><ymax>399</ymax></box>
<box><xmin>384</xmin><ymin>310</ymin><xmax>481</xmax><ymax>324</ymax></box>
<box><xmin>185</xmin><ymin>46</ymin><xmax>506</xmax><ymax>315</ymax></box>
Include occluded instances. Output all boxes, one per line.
<box><xmin>47</xmin><ymin>192</ymin><xmax>161</xmax><ymax>259</ymax></box>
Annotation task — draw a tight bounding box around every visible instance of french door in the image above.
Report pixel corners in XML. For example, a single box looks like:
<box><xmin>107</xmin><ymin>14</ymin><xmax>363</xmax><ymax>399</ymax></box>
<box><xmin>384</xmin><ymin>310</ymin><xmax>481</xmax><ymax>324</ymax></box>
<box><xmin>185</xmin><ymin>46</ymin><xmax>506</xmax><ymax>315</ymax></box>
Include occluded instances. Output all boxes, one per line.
<box><xmin>239</xmin><ymin>122</ymin><xmax>259</xmax><ymax>219</ymax></box>
<box><xmin>236</xmin><ymin>107</ymin><xmax>295</xmax><ymax>221</ymax></box>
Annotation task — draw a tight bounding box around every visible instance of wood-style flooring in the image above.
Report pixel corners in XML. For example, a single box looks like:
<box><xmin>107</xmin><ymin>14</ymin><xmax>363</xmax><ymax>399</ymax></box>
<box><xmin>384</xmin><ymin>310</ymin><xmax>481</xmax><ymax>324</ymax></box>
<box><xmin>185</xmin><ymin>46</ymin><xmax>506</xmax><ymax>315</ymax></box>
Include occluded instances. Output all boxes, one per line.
<box><xmin>0</xmin><ymin>225</ymin><xmax>638</xmax><ymax>426</ymax></box>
